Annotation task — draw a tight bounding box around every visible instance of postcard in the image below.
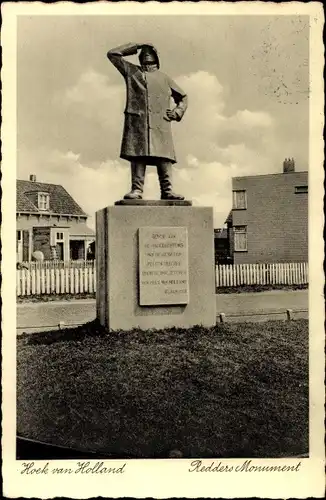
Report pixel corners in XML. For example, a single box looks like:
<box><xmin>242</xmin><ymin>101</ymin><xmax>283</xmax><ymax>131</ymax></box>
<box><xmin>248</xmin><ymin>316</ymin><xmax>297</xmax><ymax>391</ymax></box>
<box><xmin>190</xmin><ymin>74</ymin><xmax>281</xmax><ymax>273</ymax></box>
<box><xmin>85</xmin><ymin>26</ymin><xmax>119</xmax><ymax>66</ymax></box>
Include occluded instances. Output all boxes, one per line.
<box><xmin>2</xmin><ymin>1</ymin><xmax>324</xmax><ymax>498</ymax></box>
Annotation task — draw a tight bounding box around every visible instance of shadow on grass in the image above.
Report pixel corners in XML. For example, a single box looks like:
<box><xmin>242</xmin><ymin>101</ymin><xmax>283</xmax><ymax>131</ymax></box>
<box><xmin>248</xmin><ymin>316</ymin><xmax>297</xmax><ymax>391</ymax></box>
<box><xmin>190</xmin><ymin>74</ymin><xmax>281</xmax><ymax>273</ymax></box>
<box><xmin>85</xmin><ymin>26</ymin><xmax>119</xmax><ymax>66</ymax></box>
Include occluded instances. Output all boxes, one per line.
<box><xmin>20</xmin><ymin>320</ymin><xmax>107</xmax><ymax>346</ymax></box>
<box><xmin>20</xmin><ymin>320</ymin><xmax>229</xmax><ymax>347</ymax></box>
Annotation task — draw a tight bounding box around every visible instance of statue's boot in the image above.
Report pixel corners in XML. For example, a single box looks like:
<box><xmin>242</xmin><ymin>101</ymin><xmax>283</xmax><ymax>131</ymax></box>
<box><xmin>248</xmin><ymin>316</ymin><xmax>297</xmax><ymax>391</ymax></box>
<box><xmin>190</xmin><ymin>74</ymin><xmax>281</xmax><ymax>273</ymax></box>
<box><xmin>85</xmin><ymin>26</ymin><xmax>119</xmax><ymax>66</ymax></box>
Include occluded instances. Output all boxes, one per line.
<box><xmin>158</xmin><ymin>161</ymin><xmax>185</xmax><ymax>200</ymax></box>
<box><xmin>124</xmin><ymin>161</ymin><xmax>146</xmax><ymax>199</ymax></box>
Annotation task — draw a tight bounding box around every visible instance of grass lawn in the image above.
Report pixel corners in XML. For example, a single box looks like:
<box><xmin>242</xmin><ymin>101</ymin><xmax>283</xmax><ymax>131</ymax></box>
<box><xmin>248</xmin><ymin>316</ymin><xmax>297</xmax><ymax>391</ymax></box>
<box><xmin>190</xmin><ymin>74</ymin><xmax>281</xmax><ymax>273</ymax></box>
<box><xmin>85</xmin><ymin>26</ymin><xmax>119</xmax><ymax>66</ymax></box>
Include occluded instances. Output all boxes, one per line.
<box><xmin>17</xmin><ymin>319</ymin><xmax>309</xmax><ymax>459</ymax></box>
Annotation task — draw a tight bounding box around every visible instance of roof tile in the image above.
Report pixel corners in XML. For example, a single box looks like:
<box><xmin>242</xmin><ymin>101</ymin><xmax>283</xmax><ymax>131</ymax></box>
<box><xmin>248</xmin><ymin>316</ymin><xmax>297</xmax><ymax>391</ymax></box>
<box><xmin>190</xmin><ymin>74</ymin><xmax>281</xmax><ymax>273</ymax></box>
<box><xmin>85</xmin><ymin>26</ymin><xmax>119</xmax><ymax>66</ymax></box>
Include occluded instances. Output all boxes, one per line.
<box><xmin>17</xmin><ymin>180</ymin><xmax>86</xmax><ymax>216</ymax></box>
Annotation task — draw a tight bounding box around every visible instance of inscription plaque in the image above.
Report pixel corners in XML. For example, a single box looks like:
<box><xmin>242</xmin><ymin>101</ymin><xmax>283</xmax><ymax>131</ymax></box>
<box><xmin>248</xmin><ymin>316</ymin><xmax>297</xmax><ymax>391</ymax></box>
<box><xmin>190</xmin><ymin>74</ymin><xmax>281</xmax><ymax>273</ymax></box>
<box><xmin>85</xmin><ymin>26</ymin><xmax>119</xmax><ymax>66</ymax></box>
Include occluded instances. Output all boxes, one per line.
<box><xmin>138</xmin><ymin>227</ymin><xmax>189</xmax><ymax>306</ymax></box>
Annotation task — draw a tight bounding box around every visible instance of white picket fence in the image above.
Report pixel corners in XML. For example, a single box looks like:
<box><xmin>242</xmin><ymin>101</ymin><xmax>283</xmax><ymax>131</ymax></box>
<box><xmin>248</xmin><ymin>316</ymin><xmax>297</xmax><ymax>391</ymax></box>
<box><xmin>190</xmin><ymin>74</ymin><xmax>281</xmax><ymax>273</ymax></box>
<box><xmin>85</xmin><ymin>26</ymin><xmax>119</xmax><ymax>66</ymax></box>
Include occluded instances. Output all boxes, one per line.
<box><xmin>18</xmin><ymin>260</ymin><xmax>95</xmax><ymax>270</ymax></box>
<box><xmin>17</xmin><ymin>265</ymin><xmax>96</xmax><ymax>296</ymax></box>
<box><xmin>16</xmin><ymin>261</ymin><xmax>308</xmax><ymax>296</ymax></box>
<box><xmin>215</xmin><ymin>262</ymin><xmax>308</xmax><ymax>287</ymax></box>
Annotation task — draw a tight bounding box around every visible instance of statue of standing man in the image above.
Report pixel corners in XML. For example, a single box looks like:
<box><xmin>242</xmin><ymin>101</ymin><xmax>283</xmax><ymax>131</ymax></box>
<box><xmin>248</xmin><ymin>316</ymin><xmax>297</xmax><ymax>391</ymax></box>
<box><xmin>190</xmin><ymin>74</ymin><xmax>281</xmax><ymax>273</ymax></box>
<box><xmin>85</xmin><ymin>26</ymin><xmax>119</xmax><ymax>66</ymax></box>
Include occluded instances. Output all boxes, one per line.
<box><xmin>107</xmin><ymin>43</ymin><xmax>188</xmax><ymax>200</ymax></box>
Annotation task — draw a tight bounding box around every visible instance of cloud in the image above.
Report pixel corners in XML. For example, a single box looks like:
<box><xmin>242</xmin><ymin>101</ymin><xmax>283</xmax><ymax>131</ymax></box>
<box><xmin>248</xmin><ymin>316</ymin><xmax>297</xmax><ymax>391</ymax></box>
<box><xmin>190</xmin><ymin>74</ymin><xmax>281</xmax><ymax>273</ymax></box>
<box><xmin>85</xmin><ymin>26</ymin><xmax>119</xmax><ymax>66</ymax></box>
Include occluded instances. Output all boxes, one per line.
<box><xmin>64</xmin><ymin>69</ymin><xmax>125</xmax><ymax>126</ymax></box>
<box><xmin>17</xmin><ymin>16</ymin><xmax>309</xmax><ymax>177</ymax></box>
<box><xmin>18</xmin><ymin>147</ymin><xmax>129</xmax><ymax>229</ymax></box>
<box><xmin>171</xmin><ymin>144</ymin><xmax>275</xmax><ymax>227</ymax></box>
<box><xmin>234</xmin><ymin>110</ymin><xmax>273</xmax><ymax>128</ymax></box>
<box><xmin>66</xmin><ymin>70</ymin><xmax>113</xmax><ymax>103</ymax></box>
<box><xmin>58</xmin><ymin>69</ymin><xmax>126</xmax><ymax>163</ymax></box>
<box><xmin>172</xmin><ymin>71</ymin><xmax>275</xmax><ymax>165</ymax></box>
<box><xmin>18</xmin><ymin>68</ymin><xmax>288</xmax><ymax>229</ymax></box>
<box><xmin>169</xmin><ymin>71</ymin><xmax>277</xmax><ymax>224</ymax></box>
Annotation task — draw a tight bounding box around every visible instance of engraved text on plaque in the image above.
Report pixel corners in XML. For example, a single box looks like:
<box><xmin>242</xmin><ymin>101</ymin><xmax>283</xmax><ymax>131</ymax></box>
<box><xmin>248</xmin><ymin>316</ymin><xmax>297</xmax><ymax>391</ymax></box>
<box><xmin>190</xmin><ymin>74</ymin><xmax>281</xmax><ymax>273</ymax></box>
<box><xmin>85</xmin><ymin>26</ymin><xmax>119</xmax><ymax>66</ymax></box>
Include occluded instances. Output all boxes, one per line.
<box><xmin>138</xmin><ymin>227</ymin><xmax>189</xmax><ymax>306</ymax></box>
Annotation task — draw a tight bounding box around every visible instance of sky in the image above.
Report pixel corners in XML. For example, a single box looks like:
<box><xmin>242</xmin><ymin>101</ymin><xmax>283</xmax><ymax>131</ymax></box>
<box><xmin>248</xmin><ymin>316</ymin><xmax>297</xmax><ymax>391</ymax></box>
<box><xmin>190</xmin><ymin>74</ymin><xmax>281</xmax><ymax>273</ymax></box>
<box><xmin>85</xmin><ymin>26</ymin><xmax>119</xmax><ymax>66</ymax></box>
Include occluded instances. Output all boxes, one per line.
<box><xmin>17</xmin><ymin>14</ymin><xmax>309</xmax><ymax>228</ymax></box>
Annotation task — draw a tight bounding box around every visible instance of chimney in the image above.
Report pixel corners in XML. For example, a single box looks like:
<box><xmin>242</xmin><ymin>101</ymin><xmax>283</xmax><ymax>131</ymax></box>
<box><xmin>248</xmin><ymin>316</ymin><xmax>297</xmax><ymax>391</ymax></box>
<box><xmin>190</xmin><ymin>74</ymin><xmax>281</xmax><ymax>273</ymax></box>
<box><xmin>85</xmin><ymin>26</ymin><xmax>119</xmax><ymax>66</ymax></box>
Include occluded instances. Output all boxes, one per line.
<box><xmin>283</xmin><ymin>157</ymin><xmax>295</xmax><ymax>173</ymax></box>
<box><xmin>29</xmin><ymin>174</ymin><xmax>36</xmax><ymax>182</ymax></box>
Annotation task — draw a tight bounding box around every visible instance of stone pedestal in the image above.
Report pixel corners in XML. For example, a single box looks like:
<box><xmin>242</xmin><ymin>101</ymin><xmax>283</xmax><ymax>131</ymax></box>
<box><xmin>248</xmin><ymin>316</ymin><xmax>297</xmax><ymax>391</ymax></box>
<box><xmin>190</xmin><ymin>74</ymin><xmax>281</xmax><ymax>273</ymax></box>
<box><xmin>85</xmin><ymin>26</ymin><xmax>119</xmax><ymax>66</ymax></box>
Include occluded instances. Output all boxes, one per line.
<box><xmin>96</xmin><ymin>201</ymin><xmax>216</xmax><ymax>331</ymax></box>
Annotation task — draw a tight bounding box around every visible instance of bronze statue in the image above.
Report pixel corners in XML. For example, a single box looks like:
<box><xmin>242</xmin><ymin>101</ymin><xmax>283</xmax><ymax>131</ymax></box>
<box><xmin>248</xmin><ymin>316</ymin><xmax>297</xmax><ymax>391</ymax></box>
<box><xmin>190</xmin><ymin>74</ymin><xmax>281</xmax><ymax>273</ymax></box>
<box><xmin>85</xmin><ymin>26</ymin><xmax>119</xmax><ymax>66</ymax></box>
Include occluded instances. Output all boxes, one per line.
<box><xmin>107</xmin><ymin>43</ymin><xmax>188</xmax><ymax>200</ymax></box>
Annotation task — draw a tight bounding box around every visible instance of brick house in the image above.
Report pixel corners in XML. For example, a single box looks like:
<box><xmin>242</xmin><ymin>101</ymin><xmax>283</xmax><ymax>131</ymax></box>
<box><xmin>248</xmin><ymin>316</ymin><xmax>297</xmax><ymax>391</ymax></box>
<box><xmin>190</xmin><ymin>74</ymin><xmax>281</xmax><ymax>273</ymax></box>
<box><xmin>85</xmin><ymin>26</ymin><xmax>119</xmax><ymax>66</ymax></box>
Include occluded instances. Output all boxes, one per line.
<box><xmin>230</xmin><ymin>159</ymin><xmax>308</xmax><ymax>264</ymax></box>
<box><xmin>17</xmin><ymin>175</ymin><xmax>95</xmax><ymax>262</ymax></box>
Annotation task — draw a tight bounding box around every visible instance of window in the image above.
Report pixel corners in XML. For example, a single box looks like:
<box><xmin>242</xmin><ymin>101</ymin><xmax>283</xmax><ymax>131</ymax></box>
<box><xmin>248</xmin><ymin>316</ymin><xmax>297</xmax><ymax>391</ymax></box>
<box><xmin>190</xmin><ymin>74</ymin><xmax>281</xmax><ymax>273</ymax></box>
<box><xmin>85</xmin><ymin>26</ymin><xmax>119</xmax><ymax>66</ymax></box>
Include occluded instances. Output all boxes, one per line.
<box><xmin>17</xmin><ymin>230</ymin><xmax>22</xmax><ymax>252</ymax></box>
<box><xmin>233</xmin><ymin>190</ymin><xmax>247</xmax><ymax>209</ymax></box>
<box><xmin>53</xmin><ymin>232</ymin><xmax>65</xmax><ymax>261</ymax></box>
<box><xmin>295</xmin><ymin>186</ymin><xmax>308</xmax><ymax>194</ymax></box>
<box><xmin>17</xmin><ymin>230</ymin><xmax>24</xmax><ymax>261</ymax></box>
<box><xmin>234</xmin><ymin>226</ymin><xmax>247</xmax><ymax>252</ymax></box>
<box><xmin>38</xmin><ymin>192</ymin><xmax>50</xmax><ymax>210</ymax></box>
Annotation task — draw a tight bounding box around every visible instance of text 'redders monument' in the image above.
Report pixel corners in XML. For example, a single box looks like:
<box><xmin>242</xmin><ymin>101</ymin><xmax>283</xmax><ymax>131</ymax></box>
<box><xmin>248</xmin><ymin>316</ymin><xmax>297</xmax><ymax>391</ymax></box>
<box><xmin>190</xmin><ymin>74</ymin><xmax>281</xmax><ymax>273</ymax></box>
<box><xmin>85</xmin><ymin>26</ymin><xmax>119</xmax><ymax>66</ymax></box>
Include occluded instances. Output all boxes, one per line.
<box><xmin>96</xmin><ymin>43</ymin><xmax>216</xmax><ymax>330</ymax></box>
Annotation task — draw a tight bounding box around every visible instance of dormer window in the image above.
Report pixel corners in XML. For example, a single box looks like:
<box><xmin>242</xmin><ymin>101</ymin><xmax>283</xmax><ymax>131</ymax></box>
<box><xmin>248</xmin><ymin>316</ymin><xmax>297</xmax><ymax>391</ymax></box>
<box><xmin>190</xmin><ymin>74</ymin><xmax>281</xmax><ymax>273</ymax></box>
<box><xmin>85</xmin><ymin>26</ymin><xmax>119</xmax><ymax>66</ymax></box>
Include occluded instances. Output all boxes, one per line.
<box><xmin>38</xmin><ymin>192</ymin><xmax>50</xmax><ymax>211</ymax></box>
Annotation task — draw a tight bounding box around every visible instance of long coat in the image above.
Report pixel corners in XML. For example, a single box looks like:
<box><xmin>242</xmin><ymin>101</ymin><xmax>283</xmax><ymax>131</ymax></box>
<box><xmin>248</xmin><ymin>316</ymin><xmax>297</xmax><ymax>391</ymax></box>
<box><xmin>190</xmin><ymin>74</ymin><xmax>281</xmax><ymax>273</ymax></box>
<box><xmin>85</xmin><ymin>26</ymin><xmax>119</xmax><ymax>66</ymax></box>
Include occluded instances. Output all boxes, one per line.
<box><xmin>107</xmin><ymin>43</ymin><xmax>188</xmax><ymax>164</ymax></box>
